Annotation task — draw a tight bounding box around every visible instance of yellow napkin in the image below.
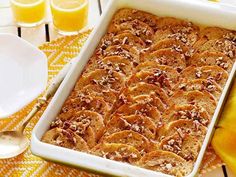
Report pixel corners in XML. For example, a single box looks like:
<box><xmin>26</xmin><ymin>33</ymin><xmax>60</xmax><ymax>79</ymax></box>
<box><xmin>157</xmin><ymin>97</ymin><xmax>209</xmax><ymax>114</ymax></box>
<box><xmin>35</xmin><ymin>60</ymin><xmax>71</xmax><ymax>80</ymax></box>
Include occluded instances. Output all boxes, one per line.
<box><xmin>212</xmin><ymin>79</ymin><xmax>236</xmax><ymax>175</ymax></box>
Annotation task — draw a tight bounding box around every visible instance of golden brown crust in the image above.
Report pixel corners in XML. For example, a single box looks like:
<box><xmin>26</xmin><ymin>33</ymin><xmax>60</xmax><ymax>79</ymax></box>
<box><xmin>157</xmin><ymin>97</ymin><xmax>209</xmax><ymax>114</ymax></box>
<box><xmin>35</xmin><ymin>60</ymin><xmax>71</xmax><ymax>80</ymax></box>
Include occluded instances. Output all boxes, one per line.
<box><xmin>136</xmin><ymin>61</ymin><xmax>181</xmax><ymax>75</ymax></box>
<box><xmin>104</xmin><ymin>115</ymin><xmax>156</xmax><ymax>139</ymax></box>
<box><xmin>149</xmin><ymin>38</ymin><xmax>193</xmax><ymax>58</ymax></box>
<box><xmin>84</xmin><ymin>56</ymin><xmax>133</xmax><ymax>77</ymax></box>
<box><xmin>141</xmin><ymin>48</ymin><xmax>186</xmax><ymax>70</ymax></box>
<box><xmin>42</xmin><ymin>128</ymin><xmax>89</xmax><ymax>152</ymax></box>
<box><xmin>111</xmin><ymin>8</ymin><xmax>159</xmax><ymax>31</ymax></box>
<box><xmin>194</xmin><ymin>39</ymin><xmax>236</xmax><ymax>60</ymax></box>
<box><xmin>138</xmin><ymin>150</ymin><xmax>192</xmax><ymax>177</ymax></box>
<box><xmin>101</xmin><ymin>130</ymin><xmax>150</xmax><ymax>152</ymax></box>
<box><xmin>94</xmin><ymin>44</ymin><xmax>140</xmax><ymax>65</ymax></box>
<box><xmin>156</xmin><ymin>17</ymin><xmax>199</xmax><ymax>46</ymax></box>
<box><xmin>112</xmin><ymin>102</ymin><xmax>162</xmax><ymax>125</ymax></box>
<box><xmin>98</xmin><ymin>32</ymin><xmax>146</xmax><ymax>51</ymax></box>
<box><xmin>120</xmin><ymin>82</ymin><xmax>170</xmax><ymax>106</ymax></box>
<box><xmin>108</xmin><ymin>19</ymin><xmax>154</xmax><ymax>42</ymax></box>
<box><xmin>127</xmin><ymin>70</ymin><xmax>178</xmax><ymax>97</ymax></box>
<box><xmin>78</xmin><ymin>84</ymin><xmax>117</xmax><ymax>107</ymax></box>
<box><xmin>158</xmin><ymin>119</ymin><xmax>208</xmax><ymax>143</ymax></box>
<box><xmin>170</xmin><ymin>90</ymin><xmax>217</xmax><ymax>115</ymax></box>
<box><xmin>188</xmin><ymin>51</ymin><xmax>233</xmax><ymax>72</ymax></box>
<box><xmin>92</xmin><ymin>143</ymin><xmax>141</xmax><ymax>164</ymax></box>
<box><xmin>162</xmin><ymin>104</ymin><xmax>210</xmax><ymax>126</ymax></box>
<box><xmin>181</xmin><ymin>66</ymin><xmax>229</xmax><ymax>87</ymax></box>
<box><xmin>159</xmin><ymin>133</ymin><xmax>201</xmax><ymax>161</ymax></box>
<box><xmin>62</xmin><ymin>95</ymin><xmax>110</xmax><ymax>116</ymax></box>
<box><xmin>174</xmin><ymin>79</ymin><xmax>222</xmax><ymax>100</ymax></box>
<box><xmin>199</xmin><ymin>27</ymin><xmax>236</xmax><ymax>41</ymax></box>
<box><xmin>75</xmin><ymin>69</ymin><xmax>126</xmax><ymax>92</ymax></box>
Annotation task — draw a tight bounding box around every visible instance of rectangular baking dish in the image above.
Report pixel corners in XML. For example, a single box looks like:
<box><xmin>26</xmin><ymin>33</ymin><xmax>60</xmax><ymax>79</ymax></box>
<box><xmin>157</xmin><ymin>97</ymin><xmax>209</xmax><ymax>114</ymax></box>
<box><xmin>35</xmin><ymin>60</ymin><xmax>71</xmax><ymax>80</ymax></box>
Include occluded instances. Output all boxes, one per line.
<box><xmin>31</xmin><ymin>0</ymin><xmax>236</xmax><ymax>176</ymax></box>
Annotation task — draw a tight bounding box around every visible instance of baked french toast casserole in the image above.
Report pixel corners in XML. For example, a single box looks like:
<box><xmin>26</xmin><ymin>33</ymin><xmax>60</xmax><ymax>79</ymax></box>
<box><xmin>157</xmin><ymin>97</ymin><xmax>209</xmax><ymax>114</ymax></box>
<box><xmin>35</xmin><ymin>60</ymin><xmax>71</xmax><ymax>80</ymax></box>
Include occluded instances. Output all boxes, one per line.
<box><xmin>41</xmin><ymin>8</ymin><xmax>235</xmax><ymax>177</ymax></box>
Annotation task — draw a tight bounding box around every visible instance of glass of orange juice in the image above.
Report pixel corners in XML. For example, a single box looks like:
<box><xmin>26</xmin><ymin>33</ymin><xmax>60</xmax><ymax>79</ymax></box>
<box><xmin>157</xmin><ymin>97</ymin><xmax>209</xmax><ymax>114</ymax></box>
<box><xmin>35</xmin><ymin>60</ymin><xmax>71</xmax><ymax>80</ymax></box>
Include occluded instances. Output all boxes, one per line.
<box><xmin>50</xmin><ymin>0</ymin><xmax>89</xmax><ymax>35</ymax></box>
<box><xmin>10</xmin><ymin>0</ymin><xmax>46</xmax><ymax>27</ymax></box>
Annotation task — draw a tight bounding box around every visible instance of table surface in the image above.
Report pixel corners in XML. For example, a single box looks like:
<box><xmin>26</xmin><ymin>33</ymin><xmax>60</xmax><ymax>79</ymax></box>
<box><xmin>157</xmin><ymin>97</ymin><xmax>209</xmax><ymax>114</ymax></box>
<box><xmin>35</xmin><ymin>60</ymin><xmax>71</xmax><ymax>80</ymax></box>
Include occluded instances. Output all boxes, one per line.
<box><xmin>0</xmin><ymin>0</ymin><xmax>235</xmax><ymax>176</ymax></box>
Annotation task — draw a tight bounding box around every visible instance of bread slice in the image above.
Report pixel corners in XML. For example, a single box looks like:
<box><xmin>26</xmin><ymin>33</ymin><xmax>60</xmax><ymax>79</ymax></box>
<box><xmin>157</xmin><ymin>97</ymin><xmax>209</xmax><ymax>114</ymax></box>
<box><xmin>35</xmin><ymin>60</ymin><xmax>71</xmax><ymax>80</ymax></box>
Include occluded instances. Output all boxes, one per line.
<box><xmin>138</xmin><ymin>150</ymin><xmax>192</xmax><ymax>177</ymax></box>
<box><xmin>108</xmin><ymin>19</ymin><xmax>154</xmax><ymax>42</ymax></box>
<box><xmin>80</xmin><ymin>126</ymin><xmax>97</xmax><ymax>148</ymax></box>
<box><xmin>195</xmin><ymin>27</ymin><xmax>236</xmax><ymax>47</ymax></box>
<box><xmin>121</xmin><ymin>82</ymin><xmax>170</xmax><ymax>106</ymax></box>
<box><xmin>111</xmin><ymin>8</ymin><xmax>159</xmax><ymax>31</ymax></box>
<box><xmin>104</xmin><ymin>115</ymin><xmax>156</xmax><ymax>139</ymax></box>
<box><xmin>78</xmin><ymin>84</ymin><xmax>117</xmax><ymax>107</ymax></box>
<box><xmin>194</xmin><ymin>39</ymin><xmax>236</xmax><ymax>60</ymax></box>
<box><xmin>199</xmin><ymin>27</ymin><xmax>235</xmax><ymax>40</ymax></box>
<box><xmin>136</xmin><ymin>61</ymin><xmax>181</xmax><ymax>76</ymax></box>
<box><xmin>158</xmin><ymin>17</ymin><xmax>199</xmax><ymax>31</ymax></box>
<box><xmin>128</xmin><ymin>70</ymin><xmax>178</xmax><ymax>96</ymax></box>
<box><xmin>52</xmin><ymin>110</ymin><xmax>101</xmax><ymax>148</ymax></box>
<box><xmin>189</xmin><ymin>51</ymin><xmax>233</xmax><ymax>72</ymax></box>
<box><xmin>84</xmin><ymin>56</ymin><xmax>133</xmax><ymax>77</ymax></box>
<box><xmin>149</xmin><ymin>38</ymin><xmax>193</xmax><ymax>58</ymax></box>
<box><xmin>95</xmin><ymin>44</ymin><xmax>140</xmax><ymax>65</ymax></box>
<box><xmin>62</xmin><ymin>95</ymin><xmax>110</xmax><ymax>116</ymax></box>
<box><xmin>113</xmin><ymin>32</ymin><xmax>146</xmax><ymax>49</ymax></box>
<box><xmin>170</xmin><ymin>90</ymin><xmax>216</xmax><ymax>115</ymax></box>
<box><xmin>98</xmin><ymin>32</ymin><xmax>146</xmax><ymax>51</ymax></box>
<box><xmin>71</xmin><ymin>110</ymin><xmax>105</xmax><ymax>139</ymax></box>
<box><xmin>132</xmin><ymin>94</ymin><xmax>167</xmax><ymax>112</ymax></box>
<box><xmin>174</xmin><ymin>79</ymin><xmax>222</xmax><ymax>100</ymax></box>
<box><xmin>75</xmin><ymin>69</ymin><xmax>126</xmax><ymax>92</ymax></box>
<box><xmin>157</xmin><ymin>17</ymin><xmax>199</xmax><ymax>44</ymax></box>
<box><xmin>113</xmin><ymin>102</ymin><xmax>162</xmax><ymax>125</ymax></box>
<box><xmin>153</xmin><ymin>28</ymin><xmax>198</xmax><ymax>46</ymax></box>
<box><xmin>158</xmin><ymin>119</ymin><xmax>208</xmax><ymax>143</ymax></box>
<box><xmin>102</xmin><ymin>130</ymin><xmax>150</xmax><ymax>152</ymax></box>
<box><xmin>162</xmin><ymin>104</ymin><xmax>210</xmax><ymax>126</ymax></box>
<box><xmin>181</xmin><ymin>66</ymin><xmax>229</xmax><ymax>87</ymax></box>
<box><xmin>42</xmin><ymin>128</ymin><xmax>89</xmax><ymax>152</ymax></box>
<box><xmin>92</xmin><ymin>143</ymin><xmax>141</xmax><ymax>164</ymax></box>
<box><xmin>141</xmin><ymin>48</ymin><xmax>186</xmax><ymax>71</ymax></box>
<box><xmin>159</xmin><ymin>133</ymin><xmax>201</xmax><ymax>161</ymax></box>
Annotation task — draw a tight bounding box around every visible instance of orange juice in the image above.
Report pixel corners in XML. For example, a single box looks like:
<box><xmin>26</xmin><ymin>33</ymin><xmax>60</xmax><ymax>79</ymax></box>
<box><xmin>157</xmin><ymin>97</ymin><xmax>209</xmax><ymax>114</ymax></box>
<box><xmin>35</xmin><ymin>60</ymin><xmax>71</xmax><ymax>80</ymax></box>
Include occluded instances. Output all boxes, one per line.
<box><xmin>50</xmin><ymin>0</ymin><xmax>89</xmax><ymax>35</ymax></box>
<box><xmin>10</xmin><ymin>0</ymin><xmax>46</xmax><ymax>27</ymax></box>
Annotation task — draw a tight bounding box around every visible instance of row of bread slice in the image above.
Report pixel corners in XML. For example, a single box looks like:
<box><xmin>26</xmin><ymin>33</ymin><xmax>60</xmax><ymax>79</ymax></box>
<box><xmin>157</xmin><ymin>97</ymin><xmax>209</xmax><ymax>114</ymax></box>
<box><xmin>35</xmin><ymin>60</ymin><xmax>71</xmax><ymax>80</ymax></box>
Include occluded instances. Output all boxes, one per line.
<box><xmin>108</xmin><ymin>9</ymin><xmax>235</xmax><ymax>72</ymax></box>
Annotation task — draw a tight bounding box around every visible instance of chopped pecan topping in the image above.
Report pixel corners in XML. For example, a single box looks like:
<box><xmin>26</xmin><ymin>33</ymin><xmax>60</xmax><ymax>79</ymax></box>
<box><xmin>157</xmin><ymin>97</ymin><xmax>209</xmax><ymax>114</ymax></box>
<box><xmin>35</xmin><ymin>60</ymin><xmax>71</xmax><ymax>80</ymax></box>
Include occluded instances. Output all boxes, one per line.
<box><xmin>195</xmin><ymin>70</ymin><xmax>202</xmax><ymax>78</ymax></box>
<box><xmin>215</xmin><ymin>72</ymin><xmax>223</xmax><ymax>81</ymax></box>
<box><xmin>146</xmin><ymin>70</ymin><xmax>171</xmax><ymax>89</ymax></box>
<box><xmin>223</xmin><ymin>33</ymin><xmax>236</xmax><ymax>42</ymax></box>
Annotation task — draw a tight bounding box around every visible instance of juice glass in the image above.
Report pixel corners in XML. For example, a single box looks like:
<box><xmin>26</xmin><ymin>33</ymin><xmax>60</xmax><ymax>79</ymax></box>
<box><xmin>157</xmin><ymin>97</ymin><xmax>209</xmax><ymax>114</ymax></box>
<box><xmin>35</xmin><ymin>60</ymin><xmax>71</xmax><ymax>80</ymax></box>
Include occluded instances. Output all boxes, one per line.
<box><xmin>50</xmin><ymin>0</ymin><xmax>89</xmax><ymax>35</ymax></box>
<box><xmin>10</xmin><ymin>0</ymin><xmax>46</xmax><ymax>27</ymax></box>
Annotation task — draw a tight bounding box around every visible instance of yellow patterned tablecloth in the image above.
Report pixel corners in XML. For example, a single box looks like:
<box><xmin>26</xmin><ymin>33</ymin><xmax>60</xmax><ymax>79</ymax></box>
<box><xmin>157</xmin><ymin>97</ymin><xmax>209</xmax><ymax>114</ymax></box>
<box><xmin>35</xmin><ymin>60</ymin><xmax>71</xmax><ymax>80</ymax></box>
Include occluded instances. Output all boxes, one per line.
<box><xmin>0</xmin><ymin>30</ymin><xmax>224</xmax><ymax>177</ymax></box>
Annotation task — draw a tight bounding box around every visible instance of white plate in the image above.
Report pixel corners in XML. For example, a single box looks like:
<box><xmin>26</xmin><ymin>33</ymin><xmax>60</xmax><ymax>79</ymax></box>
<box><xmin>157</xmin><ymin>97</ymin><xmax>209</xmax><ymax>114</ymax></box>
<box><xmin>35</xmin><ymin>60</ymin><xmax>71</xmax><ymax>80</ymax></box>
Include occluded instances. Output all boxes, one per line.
<box><xmin>31</xmin><ymin>0</ymin><xmax>236</xmax><ymax>176</ymax></box>
<box><xmin>0</xmin><ymin>34</ymin><xmax>48</xmax><ymax>118</ymax></box>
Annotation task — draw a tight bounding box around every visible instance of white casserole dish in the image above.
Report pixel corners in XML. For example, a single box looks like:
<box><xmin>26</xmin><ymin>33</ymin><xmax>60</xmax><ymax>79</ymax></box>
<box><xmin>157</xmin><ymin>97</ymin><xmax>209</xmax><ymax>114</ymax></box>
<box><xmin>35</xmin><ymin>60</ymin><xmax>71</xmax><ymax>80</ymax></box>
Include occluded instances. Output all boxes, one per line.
<box><xmin>31</xmin><ymin>0</ymin><xmax>236</xmax><ymax>176</ymax></box>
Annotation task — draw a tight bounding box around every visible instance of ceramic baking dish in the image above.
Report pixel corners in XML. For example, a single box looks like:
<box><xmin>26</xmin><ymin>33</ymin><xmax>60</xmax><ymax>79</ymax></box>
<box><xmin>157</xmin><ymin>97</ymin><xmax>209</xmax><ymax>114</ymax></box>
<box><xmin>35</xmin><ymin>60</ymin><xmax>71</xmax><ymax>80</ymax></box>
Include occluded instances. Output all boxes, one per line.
<box><xmin>31</xmin><ymin>0</ymin><xmax>236</xmax><ymax>176</ymax></box>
